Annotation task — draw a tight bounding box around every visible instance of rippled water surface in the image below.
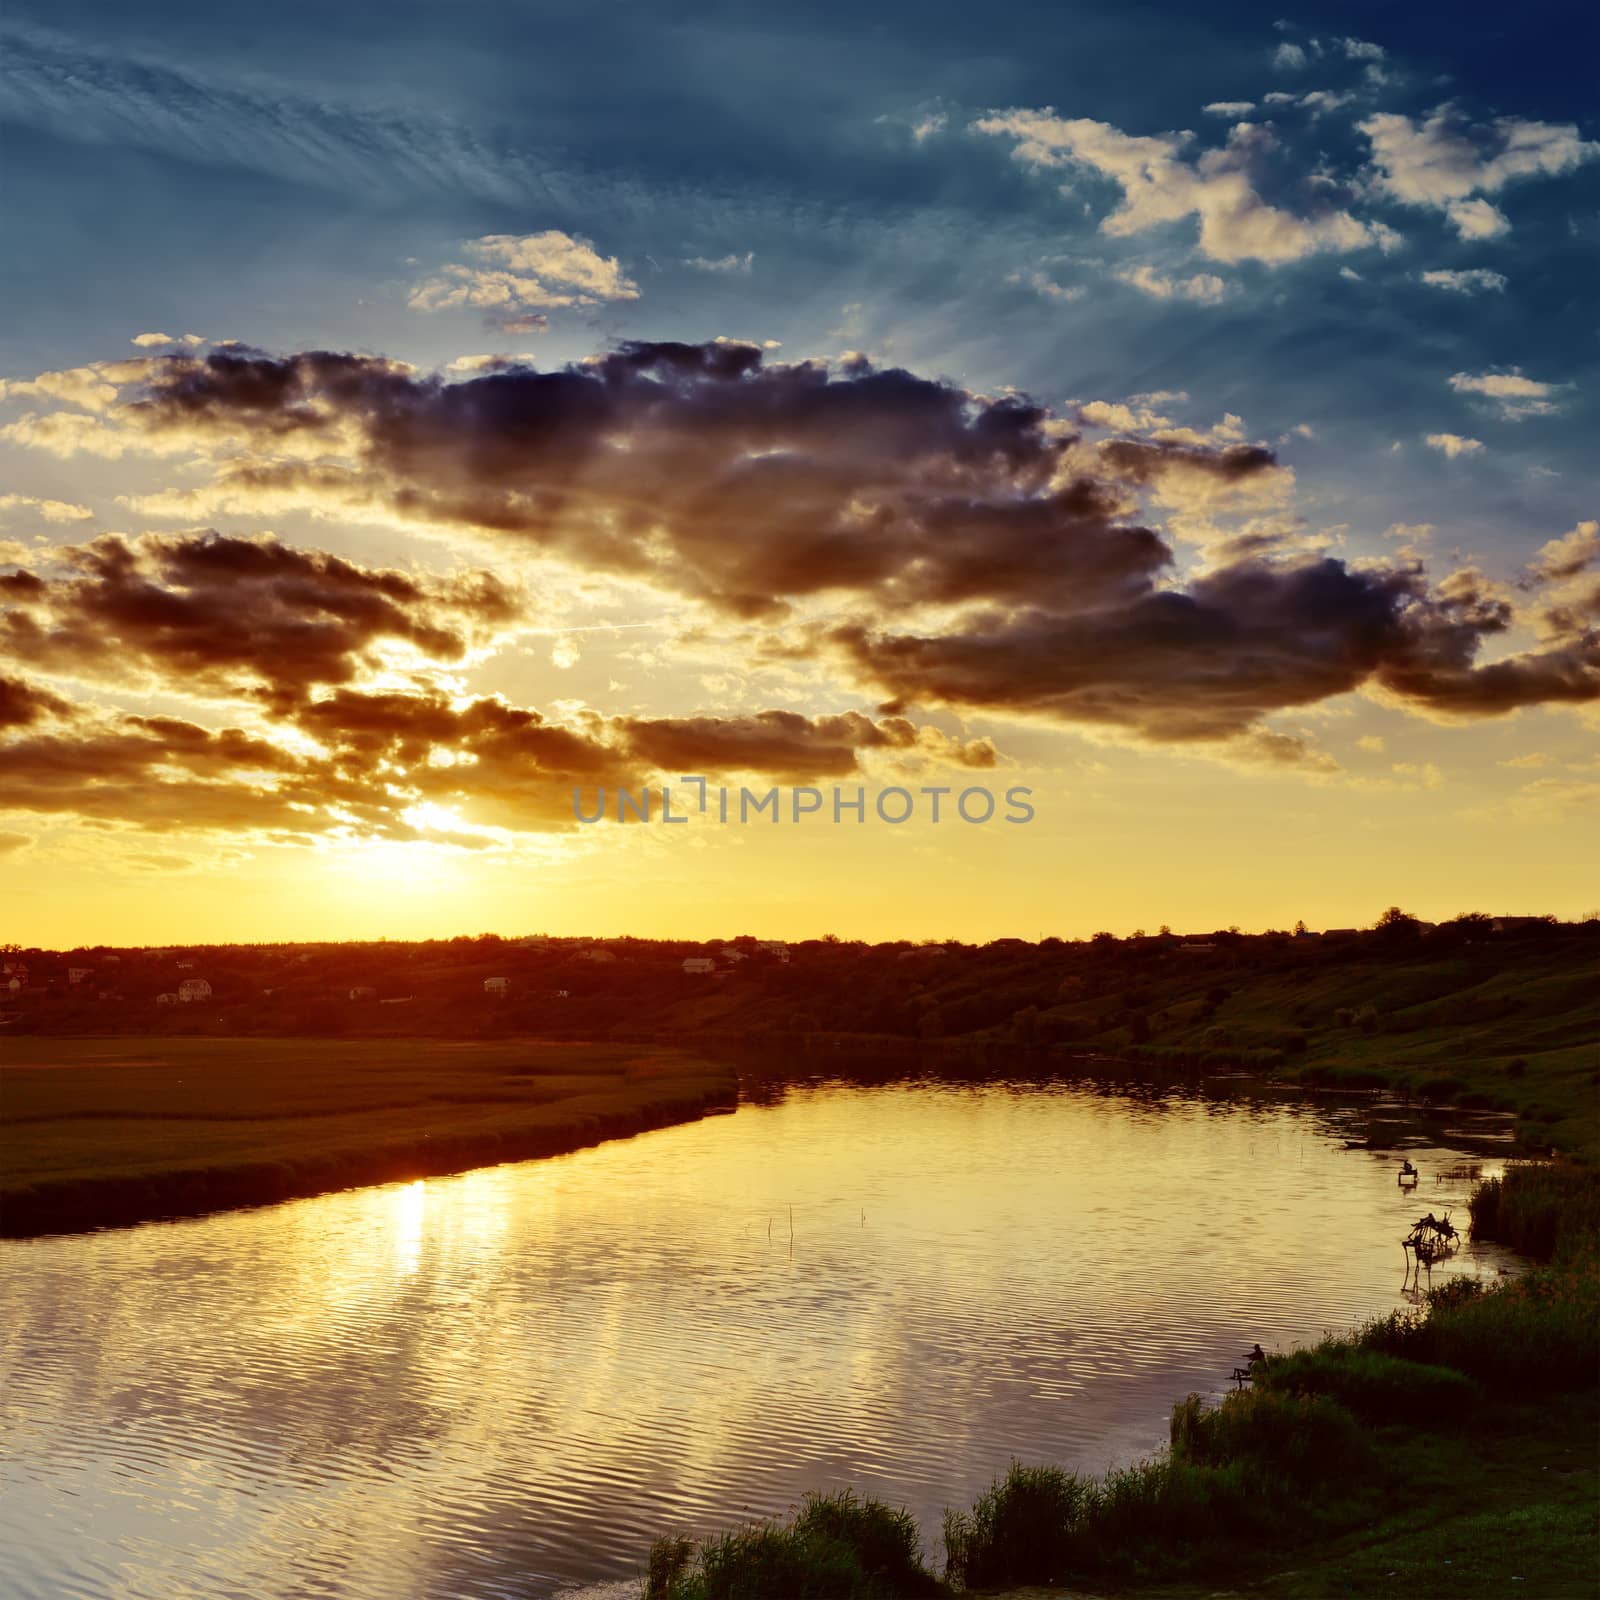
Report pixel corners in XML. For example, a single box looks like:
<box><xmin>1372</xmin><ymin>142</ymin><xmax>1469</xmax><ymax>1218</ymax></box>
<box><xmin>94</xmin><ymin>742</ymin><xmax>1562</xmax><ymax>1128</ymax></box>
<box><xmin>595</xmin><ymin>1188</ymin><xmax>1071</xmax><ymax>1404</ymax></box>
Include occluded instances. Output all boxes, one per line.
<box><xmin>0</xmin><ymin>1072</ymin><xmax>1518</xmax><ymax>1599</ymax></box>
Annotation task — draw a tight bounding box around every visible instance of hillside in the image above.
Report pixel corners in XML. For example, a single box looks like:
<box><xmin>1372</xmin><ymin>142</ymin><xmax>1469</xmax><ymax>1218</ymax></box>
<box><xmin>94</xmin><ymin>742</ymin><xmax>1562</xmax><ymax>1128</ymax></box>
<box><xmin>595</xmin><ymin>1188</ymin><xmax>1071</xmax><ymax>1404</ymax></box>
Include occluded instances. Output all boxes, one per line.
<box><xmin>5</xmin><ymin>915</ymin><xmax>1596</xmax><ymax>1159</ymax></box>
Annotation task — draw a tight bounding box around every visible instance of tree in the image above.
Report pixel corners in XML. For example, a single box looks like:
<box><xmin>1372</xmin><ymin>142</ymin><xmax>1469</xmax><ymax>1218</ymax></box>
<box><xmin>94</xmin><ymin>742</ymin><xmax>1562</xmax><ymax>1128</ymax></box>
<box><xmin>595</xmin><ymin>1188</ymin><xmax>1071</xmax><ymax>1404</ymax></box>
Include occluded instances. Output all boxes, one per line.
<box><xmin>1375</xmin><ymin>906</ymin><xmax>1421</xmax><ymax>940</ymax></box>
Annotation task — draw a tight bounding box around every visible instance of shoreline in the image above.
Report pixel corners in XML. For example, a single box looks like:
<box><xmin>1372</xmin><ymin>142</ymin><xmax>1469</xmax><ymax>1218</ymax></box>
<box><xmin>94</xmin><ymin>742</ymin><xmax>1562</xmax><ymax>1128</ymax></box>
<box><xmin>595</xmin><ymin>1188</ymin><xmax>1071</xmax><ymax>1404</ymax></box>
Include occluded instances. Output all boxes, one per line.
<box><xmin>0</xmin><ymin>1028</ymin><xmax>1546</xmax><ymax>1241</ymax></box>
<box><xmin>0</xmin><ymin>1084</ymin><xmax>736</xmax><ymax>1240</ymax></box>
<box><xmin>0</xmin><ymin>1038</ymin><xmax>736</xmax><ymax>1240</ymax></box>
<box><xmin>644</xmin><ymin>1164</ymin><xmax>1599</xmax><ymax>1599</ymax></box>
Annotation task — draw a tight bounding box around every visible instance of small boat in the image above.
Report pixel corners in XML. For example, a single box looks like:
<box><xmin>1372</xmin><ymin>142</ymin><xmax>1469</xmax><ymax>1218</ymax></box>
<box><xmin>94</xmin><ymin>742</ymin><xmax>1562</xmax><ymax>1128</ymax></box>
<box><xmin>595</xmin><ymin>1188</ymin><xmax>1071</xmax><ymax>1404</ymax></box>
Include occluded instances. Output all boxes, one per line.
<box><xmin>1398</xmin><ymin>1159</ymin><xmax>1419</xmax><ymax>1185</ymax></box>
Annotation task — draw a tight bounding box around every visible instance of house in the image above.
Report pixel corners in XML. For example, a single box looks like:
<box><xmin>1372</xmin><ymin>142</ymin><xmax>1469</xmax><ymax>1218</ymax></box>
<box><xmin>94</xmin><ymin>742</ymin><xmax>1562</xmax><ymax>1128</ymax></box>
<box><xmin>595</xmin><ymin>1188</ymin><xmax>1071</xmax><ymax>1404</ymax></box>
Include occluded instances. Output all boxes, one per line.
<box><xmin>349</xmin><ymin>985</ymin><xmax>377</xmax><ymax>1001</ymax></box>
<box><xmin>1178</xmin><ymin>942</ymin><xmax>1217</xmax><ymax>954</ymax></box>
<box><xmin>1</xmin><ymin>961</ymin><xmax>27</xmax><ymax>977</ymax></box>
<box><xmin>483</xmin><ymin>976</ymin><xmax>510</xmax><ymax>994</ymax></box>
<box><xmin>516</xmin><ymin>935</ymin><xmax>552</xmax><ymax>949</ymax></box>
<box><xmin>176</xmin><ymin>961</ymin><xmax>196</xmax><ymax>971</ymax></box>
<box><xmin>1492</xmin><ymin>916</ymin><xmax>1552</xmax><ymax>935</ymax></box>
<box><xmin>682</xmin><ymin>957</ymin><xmax>716</xmax><ymax>974</ymax></box>
<box><xmin>156</xmin><ymin>992</ymin><xmax>178</xmax><ymax>1005</ymax></box>
<box><xmin>68</xmin><ymin>967</ymin><xmax>92</xmax><ymax>985</ymax></box>
<box><xmin>177</xmin><ymin>978</ymin><xmax>212</xmax><ymax>1002</ymax></box>
<box><xmin>579</xmin><ymin>949</ymin><xmax>617</xmax><ymax>964</ymax></box>
<box><xmin>756</xmin><ymin>940</ymin><xmax>789</xmax><ymax>962</ymax></box>
<box><xmin>719</xmin><ymin>946</ymin><xmax>748</xmax><ymax>962</ymax></box>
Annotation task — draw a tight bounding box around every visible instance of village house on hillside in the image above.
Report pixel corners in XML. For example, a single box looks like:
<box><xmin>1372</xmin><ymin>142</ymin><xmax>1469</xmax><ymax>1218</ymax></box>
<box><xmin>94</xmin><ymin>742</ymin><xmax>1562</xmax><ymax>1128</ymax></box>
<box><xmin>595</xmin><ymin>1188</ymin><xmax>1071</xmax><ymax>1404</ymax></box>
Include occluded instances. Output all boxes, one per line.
<box><xmin>176</xmin><ymin>978</ymin><xmax>211</xmax><ymax>1002</ymax></box>
<box><xmin>682</xmin><ymin>957</ymin><xmax>716</xmax><ymax>974</ymax></box>
<box><xmin>756</xmin><ymin>940</ymin><xmax>789</xmax><ymax>961</ymax></box>
<box><xmin>579</xmin><ymin>948</ymin><xmax>616</xmax><ymax>963</ymax></box>
<box><xmin>68</xmin><ymin>967</ymin><xmax>92</xmax><ymax>985</ymax></box>
<box><xmin>483</xmin><ymin>976</ymin><xmax>510</xmax><ymax>994</ymax></box>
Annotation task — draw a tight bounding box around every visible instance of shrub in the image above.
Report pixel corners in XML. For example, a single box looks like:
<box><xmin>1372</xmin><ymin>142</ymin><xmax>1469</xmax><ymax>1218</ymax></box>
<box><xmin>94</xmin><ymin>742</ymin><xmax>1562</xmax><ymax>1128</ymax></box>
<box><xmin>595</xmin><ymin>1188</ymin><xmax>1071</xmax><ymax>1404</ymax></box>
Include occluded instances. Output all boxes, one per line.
<box><xmin>942</xmin><ymin>1462</ymin><xmax>1088</xmax><ymax>1589</ymax></box>
<box><xmin>645</xmin><ymin>1491</ymin><xmax>939</xmax><ymax>1600</ymax></box>
<box><xmin>1469</xmin><ymin>1166</ymin><xmax>1600</xmax><ymax>1260</ymax></box>
<box><xmin>1359</xmin><ymin>1265</ymin><xmax>1599</xmax><ymax>1393</ymax></box>
<box><xmin>1254</xmin><ymin>1345</ymin><xmax>1476</xmax><ymax>1425</ymax></box>
<box><xmin>1169</xmin><ymin>1386</ymin><xmax>1370</xmax><ymax>1484</ymax></box>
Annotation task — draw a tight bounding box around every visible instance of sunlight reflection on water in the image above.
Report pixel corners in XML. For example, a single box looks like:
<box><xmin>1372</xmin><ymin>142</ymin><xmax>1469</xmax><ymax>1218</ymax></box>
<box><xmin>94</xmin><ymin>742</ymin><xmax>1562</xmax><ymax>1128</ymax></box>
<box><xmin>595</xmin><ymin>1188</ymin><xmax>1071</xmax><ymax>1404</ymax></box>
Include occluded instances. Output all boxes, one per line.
<box><xmin>0</xmin><ymin>1072</ymin><xmax>1519</xmax><ymax>1599</ymax></box>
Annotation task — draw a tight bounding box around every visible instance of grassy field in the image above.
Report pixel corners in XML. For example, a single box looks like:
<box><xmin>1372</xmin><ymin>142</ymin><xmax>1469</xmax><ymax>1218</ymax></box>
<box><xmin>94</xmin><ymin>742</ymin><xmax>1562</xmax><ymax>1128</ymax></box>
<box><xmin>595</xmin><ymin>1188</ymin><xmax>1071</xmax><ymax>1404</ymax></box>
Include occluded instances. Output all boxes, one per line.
<box><xmin>0</xmin><ymin>1037</ymin><xmax>735</xmax><ymax>1236</ymax></box>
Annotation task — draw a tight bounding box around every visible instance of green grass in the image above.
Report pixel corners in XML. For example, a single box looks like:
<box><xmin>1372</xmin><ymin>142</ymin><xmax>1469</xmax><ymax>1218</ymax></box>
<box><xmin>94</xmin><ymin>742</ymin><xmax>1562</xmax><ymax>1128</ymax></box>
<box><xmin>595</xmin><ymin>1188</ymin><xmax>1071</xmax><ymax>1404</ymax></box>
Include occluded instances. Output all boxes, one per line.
<box><xmin>1055</xmin><ymin>943</ymin><xmax>1600</xmax><ymax>1160</ymax></box>
<box><xmin>0</xmin><ymin>1036</ymin><xmax>735</xmax><ymax>1235</ymax></box>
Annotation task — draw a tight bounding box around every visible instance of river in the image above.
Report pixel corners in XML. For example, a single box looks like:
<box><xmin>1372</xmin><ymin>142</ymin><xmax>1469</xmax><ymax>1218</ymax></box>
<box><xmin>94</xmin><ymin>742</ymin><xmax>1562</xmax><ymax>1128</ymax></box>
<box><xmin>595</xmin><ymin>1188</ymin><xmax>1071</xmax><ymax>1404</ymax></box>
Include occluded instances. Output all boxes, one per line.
<box><xmin>0</xmin><ymin>1069</ymin><xmax>1520</xmax><ymax>1598</ymax></box>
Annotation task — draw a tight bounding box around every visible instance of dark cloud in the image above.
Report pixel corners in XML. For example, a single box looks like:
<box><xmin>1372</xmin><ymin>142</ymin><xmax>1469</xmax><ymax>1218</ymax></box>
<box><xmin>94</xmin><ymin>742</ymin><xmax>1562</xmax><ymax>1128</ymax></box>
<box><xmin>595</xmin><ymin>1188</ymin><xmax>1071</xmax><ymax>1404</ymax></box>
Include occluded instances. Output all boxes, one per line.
<box><xmin>0</xmin><ymin>712</ymin><xmax>325</xmax><ymax>835</ymax></box>
<box><xmin>99</xmin><ymin>342</ymin><xmax>1192</xmax><ymax>618</ymax></box>
<box><xmin>0</xmin><ymin>532</ymin><xmax>521</xmax><ymax>711</ymax></box>
<box><xmin>613</xmin><ymin>709</ymin><xmax>996</xmax><ymax>782</ymax></box>
<box><xmin>0</xmin><ymin>676</ymin><xmax>991</xmax><ymax>840</ymax></box>
<box><xmin>839</xmin><ymin>554</ymin><xmax>1599</xmax><ymax>745</ymax></box>
<box><xmin>7</xmin><ymin>343</ymin><xmax>1595</xmax><ymax>767</ymax></box>
<box><xmin>0</xmin><ymin>673</ymin><xmax>78</xmax><ymax>729</ymax></box>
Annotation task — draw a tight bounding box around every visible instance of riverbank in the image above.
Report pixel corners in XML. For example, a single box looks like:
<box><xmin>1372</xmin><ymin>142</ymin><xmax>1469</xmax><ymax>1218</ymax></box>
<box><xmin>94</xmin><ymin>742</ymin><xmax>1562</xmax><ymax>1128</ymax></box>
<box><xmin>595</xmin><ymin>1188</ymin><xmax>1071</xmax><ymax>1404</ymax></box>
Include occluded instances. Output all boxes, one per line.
<box><xmin>0</xmin><ymin>1037</ymin><xmax>736</xmax><ymax>1237</ymax></box>
<box><xmin>642</xmin><ymin>1164</ymin><xmax>1600</xmax><ymax>1599</ymax></box>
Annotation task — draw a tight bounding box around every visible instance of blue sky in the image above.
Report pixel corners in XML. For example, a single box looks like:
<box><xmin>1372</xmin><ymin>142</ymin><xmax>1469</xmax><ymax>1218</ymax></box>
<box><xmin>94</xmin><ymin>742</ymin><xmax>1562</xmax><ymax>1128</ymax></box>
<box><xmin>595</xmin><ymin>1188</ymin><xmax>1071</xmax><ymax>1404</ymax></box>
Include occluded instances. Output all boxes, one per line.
<box><xmin>3</xmin><ymin>1</ymin><xmax>1596</xmax><ymax>561</ymax></box>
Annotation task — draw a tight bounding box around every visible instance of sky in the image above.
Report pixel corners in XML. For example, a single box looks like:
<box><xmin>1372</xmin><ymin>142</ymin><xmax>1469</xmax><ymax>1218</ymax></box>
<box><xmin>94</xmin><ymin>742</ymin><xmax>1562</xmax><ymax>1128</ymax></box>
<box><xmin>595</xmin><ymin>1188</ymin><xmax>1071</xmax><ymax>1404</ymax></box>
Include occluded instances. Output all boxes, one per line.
<box><xmin>0</xmin><ymin>0</ymin><xmax>1596</xmax><ymax>946</ymax></box>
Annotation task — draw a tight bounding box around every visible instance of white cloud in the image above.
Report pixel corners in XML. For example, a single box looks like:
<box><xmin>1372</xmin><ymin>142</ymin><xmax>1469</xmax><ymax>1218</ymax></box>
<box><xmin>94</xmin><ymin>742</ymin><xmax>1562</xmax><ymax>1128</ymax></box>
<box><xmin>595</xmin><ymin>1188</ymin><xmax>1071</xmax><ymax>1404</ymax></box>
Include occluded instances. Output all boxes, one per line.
<box><xmin>1449</xmin><ymin>369</ymin><xmax>1564</xmax><ymax>420</ymax></box>
<box><xmin>1447</xmin><ymin>198</ymin><xmax>1510</xmax><ymax>240</ymax></box>
<box><xmin>444</xmin><ymin>354</ymin><xmax>540</xmax><ymax>373</ymax></box>
<box><xmin>1361</xmin><ymin>110</ymin><xmax>1598</xmax><ymax>239</ymax></box>
<box><xmin>1274</xmin><ymin>42</ymin><xmax>1307</xmax><ymax>70</ymax></box>
<box><xmin>1384</xmin><ymin>522</ymin><xmax>1434</xmax><ymax>559</ymax></box>
<box><xmin>1299</xmin><ymin>91</ymin><xmax>1353</xmax><ymax>116</ymax></box>
<box><xmin>0</xmin><ymin>493</ymin><xmax>94</xmax><ymax>523</ymax></box>
<box><xmin>1419</xmin><ymin>267</ymin><xmax>1506</xmax><ymax>294</ymax></box>
<box><xmin>1117</xmin><ymin>264</ymin><xmax>1228</xmax><ymax>303</ymax></box>
<box><xmin>1339</xmin><ymin>37</ymin><xmax>1385</xmax><ymax>61</ymax></box>
<box><xmin>1077</xmin><ymin>398</ymin><xmax>1174</xmax><ymax>431</ymax></box>
<box><xmin>409</xmin><ymin>231</ymin><xmax>639</xmax><ymax>317</ymax></box>
<box><xmin>1425</xmin><ymin>432</ymin><xmax>1483</xmax><ymax>457</ymax></box>
<box><xmin>684</xmin><ymin>252</ymin><xmax>755</xmax><ymax>274</ymax></box>
<box><xmin>131</xmin><ymin>332</ymin><xmax>173</xmax><ymax>347</ymax></box>
<box><xmin>1203</xmin><ymin>101</ymin><xmax>1255</xmax><ymax>117</ymax></box>
<box><xmin>974</xmin><ymin>112</ymin><xmax>1396</xmax><ymax>265</ymax></box>
<box><xmin>911</xmin><ymin>113</ymin><xmax>948</xmax><ymax>142</ymax></box>
<box><xmin>1010</xmin><ymin>269</ymin><xmax>1085</xmax><ymax>302</ymax></box>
